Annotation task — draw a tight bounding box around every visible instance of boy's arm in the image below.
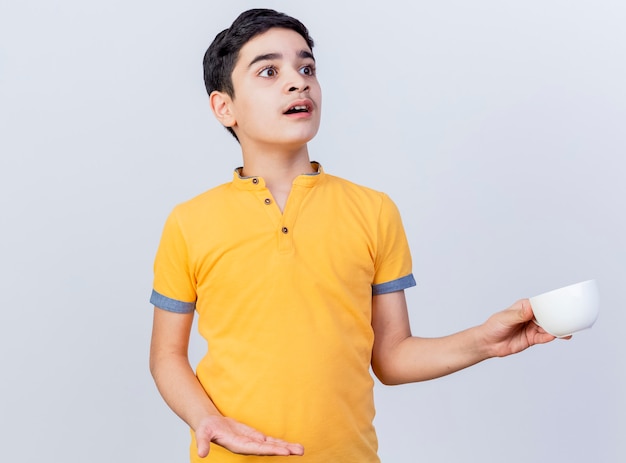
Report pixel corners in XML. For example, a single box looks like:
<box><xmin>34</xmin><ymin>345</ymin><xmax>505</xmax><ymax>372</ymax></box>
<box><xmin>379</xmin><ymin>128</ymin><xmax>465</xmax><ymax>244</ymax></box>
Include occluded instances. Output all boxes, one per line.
<box><xmin>149</xmin><ymin>307</ymin><xmax>304</xmax><ymax>457</ymax></box>
<box><xmin>370</xmin><ymin>291</ymin><xmax>559</xmax><ymax>385</ymax></box>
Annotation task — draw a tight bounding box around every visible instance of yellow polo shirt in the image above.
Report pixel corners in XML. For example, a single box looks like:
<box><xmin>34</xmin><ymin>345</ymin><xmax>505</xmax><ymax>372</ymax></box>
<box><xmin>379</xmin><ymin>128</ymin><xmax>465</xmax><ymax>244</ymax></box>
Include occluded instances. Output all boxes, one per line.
<box><xmin>151</xmin><ymin>164</ymin><xmax>415</xmax><ymax>462</ymax></box>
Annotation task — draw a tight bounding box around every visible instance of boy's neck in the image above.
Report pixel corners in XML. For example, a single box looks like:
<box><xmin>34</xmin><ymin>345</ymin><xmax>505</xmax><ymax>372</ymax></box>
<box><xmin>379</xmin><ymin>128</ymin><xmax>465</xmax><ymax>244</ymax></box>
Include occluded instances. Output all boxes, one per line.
<box><xmin>240</xmin><ymin>144</ymin><xmax>315</xmax><ymax>211</ymax></box>
<box><xmin>240</xmin><ymin>145</ymin><xmax>314</xmax><ymax>182</ymax></box>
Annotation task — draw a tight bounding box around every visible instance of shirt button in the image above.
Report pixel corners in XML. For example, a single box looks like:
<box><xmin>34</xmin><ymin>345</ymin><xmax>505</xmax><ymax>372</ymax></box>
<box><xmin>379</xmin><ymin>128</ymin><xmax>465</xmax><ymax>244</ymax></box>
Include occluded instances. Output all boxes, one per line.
<box><xmin>264</xmin><ymin>198</ymin><xmax>272</xmax><ymax>205</ymax></box>
<box><xmin>252</xmin><ymin>178</ymin><xmax>259</xmax><ymax>184</ymax></box>
<box><xmin>281</xmin><ymin>227</ymin><xmax>289</xmax><ymax>234</ymax></box>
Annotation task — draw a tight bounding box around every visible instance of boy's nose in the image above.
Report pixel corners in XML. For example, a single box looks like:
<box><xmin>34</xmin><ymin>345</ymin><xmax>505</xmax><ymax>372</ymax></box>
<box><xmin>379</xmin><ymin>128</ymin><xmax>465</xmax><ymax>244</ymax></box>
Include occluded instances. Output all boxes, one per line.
<box><xmin>285</xmin><ymin>68</ymin><xmax>309</xmax><ymax>93</ymax></box>
<box><xmin>289</xmin><ymin>84</ymin><xmax>309</xmax><ymax>92</ymax></box>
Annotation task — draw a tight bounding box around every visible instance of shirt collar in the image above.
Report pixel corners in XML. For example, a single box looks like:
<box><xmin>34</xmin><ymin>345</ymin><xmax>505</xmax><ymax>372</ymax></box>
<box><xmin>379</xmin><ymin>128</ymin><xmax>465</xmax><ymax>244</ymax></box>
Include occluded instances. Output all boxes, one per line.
<box><xmin>232</xmin><ymin>162</ymin><xmax>324</xmax><ymax>190</ymax></box>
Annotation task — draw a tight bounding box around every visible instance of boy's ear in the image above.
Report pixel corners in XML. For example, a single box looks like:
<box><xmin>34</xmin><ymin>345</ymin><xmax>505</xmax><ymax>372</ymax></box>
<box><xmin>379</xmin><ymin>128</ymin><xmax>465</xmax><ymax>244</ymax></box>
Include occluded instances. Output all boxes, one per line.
<box><xmin>209</xmin><ymin>91</ymin><xmax>236</xmax><ymax>128</ymax></box>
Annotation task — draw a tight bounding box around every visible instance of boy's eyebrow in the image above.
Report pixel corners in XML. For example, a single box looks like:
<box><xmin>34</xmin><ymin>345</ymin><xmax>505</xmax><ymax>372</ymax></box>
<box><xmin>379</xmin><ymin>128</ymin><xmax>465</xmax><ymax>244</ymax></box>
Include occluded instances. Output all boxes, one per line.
<box><xmin>247</xmin><ymin>50</ymin><xmax>315</xmax><ymax>68</ymax></box>
<box><xmin>299</xmin><ymin>50</ymin><xmax>315</xmax><ymax>61</ymax></box>
<box><xmin>248</xmin><ymin>53</ymin><xmax>282</xmax><ymax>68</ymax></box>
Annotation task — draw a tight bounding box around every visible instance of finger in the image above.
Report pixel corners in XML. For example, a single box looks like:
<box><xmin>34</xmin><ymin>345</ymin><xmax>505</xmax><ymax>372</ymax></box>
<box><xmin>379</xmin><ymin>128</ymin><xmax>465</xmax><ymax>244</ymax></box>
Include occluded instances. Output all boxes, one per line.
<box><xmin>286</xmin><ymin>443</ymin><xmax>305</xmax><ymax>455</ymax></box>
<box><xmin>212</xmin><ymin>432</ymin><xmax>298</xmax><ymax>456</ymax></box>
<box><xmin>264</xmin><ymin>437</ymin><xmax>305</xmax><ymax>455</ymax></box>
<box><xmin>260</xmin><ymin>441</ymin><xmax>303</xmax><ymax>455</ymax></box>
<box><xmin>228</xmin><ymin>440</ymin><xmax>293</xmax><ymax>456</ymax></box>
<box><xmin>263</xmin><ymin>436</ymin><xmax>292</xmax><ymax>444</ymax></box>
<box><xmin>247</xmin><ymin>436</ymin><xmax>304</xmax><ymax>455</ymax></box>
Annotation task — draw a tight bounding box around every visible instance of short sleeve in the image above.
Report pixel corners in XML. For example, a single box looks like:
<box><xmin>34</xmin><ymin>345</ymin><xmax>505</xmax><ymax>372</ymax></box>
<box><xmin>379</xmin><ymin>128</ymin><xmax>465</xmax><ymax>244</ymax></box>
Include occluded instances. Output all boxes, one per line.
<box><xmin>372</xmin><ymin>194</ymin><xmax>416</xmax><ymax>295</ymax></box>
<box><xmin>150</xmin><ymin>208</ymin><xmax>197</xmax><ymax>313</ymax></box>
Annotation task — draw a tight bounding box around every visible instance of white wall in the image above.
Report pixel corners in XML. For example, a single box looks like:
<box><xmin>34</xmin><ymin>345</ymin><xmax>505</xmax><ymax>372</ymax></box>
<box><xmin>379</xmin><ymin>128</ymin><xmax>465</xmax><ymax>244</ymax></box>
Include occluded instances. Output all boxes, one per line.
<box><xmin>1</xmin><ymin>1</ymin><xmax>624</xmax><ymax>461</ymax></box>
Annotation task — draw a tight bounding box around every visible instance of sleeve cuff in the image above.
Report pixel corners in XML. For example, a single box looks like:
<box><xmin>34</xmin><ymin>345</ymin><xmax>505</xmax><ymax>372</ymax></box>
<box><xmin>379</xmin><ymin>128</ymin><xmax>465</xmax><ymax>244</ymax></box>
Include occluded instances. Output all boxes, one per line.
<box><xmin>372</xmin><ymin>274</ymin><xmax>417</xmax><ymax>296</ymax></box>
<box><xmin>150</xmin><ymin>289</ymin><xmax>196</xmax><ymax>314</ymax></box>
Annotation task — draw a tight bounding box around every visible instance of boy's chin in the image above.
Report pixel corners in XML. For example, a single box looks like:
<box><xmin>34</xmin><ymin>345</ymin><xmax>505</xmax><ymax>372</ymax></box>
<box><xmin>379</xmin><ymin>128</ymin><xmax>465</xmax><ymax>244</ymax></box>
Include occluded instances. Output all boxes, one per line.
<box><xmin>276</xmin><ymin>129</ymin><xmax>319</xmax><ymax>146</ymax></box>
<box><xmin>239</xmin><ymin>126</ymin><xmax>320</xmax><ymax>148</ymax></box>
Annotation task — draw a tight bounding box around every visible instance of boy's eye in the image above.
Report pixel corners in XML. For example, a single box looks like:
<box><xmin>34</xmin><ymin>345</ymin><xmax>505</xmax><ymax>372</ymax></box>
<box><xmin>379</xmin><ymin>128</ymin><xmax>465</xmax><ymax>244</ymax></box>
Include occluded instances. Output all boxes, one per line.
<box><xmin>300</xmin><ymin>65</ymin><xmax>315</xmax><ymax>76</ymax></box>
<box><xmin>258</xmin><ymin>66</ymin><xmax>277</xmax><ymax>77</ymax></box>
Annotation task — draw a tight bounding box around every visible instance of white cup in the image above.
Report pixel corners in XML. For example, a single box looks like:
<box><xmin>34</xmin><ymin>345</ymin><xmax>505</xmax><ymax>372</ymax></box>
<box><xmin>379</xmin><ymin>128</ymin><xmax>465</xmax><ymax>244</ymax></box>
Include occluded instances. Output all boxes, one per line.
<box><xmin>529</xmin><ymin>279</ymin><xmax>599</xmax><ymax>337</ymax></box>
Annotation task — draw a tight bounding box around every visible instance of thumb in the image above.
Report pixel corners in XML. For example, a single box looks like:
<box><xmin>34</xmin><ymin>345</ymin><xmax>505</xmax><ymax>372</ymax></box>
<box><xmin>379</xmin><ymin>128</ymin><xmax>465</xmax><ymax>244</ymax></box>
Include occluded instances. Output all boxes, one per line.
<box><xmin>518</xmin><ymin>299</ymin><xmax>534</xmax><ymax>322</ymax></box>
<box><xmin>500</xmin><ymin>299</ymin><xmax>533</xmax><ymax>326</ymax></box>
<box><xmin>197</xmin><ymin>435</ymin><xmax>211</xmax><ymax>458</ymax></box>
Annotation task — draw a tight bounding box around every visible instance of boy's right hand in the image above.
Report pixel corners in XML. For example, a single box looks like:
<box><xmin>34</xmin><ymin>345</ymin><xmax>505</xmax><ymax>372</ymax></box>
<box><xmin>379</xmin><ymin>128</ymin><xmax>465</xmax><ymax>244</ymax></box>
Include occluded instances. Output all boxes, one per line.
<box><xmin>195</xmin><ymin>415</ymin><xmax>304</xmax><ymax>457</ymax></box>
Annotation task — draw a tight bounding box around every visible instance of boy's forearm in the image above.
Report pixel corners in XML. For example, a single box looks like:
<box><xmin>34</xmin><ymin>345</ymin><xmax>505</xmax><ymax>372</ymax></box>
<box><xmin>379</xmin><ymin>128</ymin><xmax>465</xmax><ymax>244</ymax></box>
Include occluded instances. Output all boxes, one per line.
<box><xmin>150</xmin><ymin>352</ymin><xmax>221</xmax><ymax>431</ymax></box>
<box><xmin>375</xmin><ymin>326</ymin><xmax>490</xmax><ymax>385</ymax></box>
<box><xmin>375</xmin><ymin>299</ymin><xmax>549</xmax><ymax>385</ymax></box>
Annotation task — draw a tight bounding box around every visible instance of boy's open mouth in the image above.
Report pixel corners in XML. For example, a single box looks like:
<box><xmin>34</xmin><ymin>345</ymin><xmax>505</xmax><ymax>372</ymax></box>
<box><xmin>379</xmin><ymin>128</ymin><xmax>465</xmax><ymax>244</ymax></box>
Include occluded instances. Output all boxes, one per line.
<box><xmin>284</xmin><ymin>105</ymin><xmax>310</xmax><ymax>114</ymax></box>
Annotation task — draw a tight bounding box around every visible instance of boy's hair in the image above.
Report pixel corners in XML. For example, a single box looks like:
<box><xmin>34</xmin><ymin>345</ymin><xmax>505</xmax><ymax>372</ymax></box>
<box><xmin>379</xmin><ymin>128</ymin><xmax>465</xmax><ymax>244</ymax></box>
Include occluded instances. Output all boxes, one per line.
<box><xmin>203</xmin><ymin>9</ymin><xmax>315</xmax><ymax>140</ymax></box>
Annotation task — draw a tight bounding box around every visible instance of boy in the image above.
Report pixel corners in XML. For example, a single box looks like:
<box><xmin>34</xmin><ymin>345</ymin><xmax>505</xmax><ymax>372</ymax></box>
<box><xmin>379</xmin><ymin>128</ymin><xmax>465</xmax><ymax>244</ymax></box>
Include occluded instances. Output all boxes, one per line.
<box><xmin>149</xmin><ymin>8</ymin><xmax>558</xmax><ymax>462</ymax></box>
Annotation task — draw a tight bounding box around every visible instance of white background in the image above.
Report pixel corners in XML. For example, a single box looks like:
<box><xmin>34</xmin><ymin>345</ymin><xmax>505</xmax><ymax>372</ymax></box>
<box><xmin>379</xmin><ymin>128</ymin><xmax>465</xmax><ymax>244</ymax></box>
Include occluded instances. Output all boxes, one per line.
<box><xmin>1</xmin><ymin>1</ymin><xmax>624</xmax><ymax>461</ymax></box>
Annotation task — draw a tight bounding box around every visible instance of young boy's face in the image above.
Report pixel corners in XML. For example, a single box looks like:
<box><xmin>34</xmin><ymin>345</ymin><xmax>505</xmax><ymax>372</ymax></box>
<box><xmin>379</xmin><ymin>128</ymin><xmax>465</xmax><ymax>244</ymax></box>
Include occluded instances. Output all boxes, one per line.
<box><xmin>221</xmin><ymin>27</ymin><xmax>322</xmax><ymax>149</ymax></box>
